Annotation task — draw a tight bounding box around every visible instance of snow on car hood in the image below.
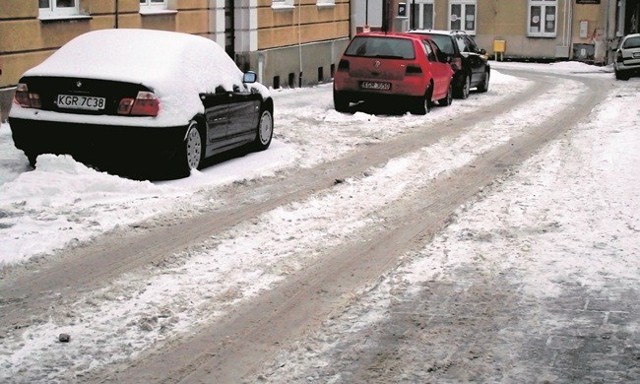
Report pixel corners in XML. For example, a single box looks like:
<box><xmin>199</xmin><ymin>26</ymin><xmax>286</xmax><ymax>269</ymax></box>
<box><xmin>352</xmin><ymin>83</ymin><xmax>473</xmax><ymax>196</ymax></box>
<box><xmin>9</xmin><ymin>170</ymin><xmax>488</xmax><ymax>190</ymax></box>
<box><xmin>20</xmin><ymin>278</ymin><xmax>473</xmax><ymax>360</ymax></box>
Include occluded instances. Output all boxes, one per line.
<box><xmin>17</xmin><ymin>29</ymin><xmax>267</xmax><ymax>127</ymax></box>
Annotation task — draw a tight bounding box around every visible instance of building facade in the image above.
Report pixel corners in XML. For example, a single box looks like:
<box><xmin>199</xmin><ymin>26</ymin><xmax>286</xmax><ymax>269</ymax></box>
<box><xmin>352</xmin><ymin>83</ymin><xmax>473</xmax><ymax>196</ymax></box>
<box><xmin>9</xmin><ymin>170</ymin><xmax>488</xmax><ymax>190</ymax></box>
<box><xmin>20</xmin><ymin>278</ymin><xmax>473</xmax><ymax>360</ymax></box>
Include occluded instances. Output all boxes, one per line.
<box><xmin>354</xmin><ymin>0</ymin><xmax>639</xmax><ymax>63</ymax></box>
<box><xmin>0</xmin><ymin>0</ymin><xmax>350</xmax><ymax>121</ymax></box>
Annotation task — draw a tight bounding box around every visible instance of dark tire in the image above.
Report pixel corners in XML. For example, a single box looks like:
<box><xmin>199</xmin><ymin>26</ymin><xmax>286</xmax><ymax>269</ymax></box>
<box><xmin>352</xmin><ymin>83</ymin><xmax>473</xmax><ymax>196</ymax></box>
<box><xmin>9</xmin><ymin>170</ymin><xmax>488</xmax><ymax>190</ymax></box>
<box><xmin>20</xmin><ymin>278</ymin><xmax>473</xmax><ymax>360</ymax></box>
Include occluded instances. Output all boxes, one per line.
<box><xmin>179</xmin><ymin>120</ymin><xmax>204</xmax><ymax>176</ymax></box>
<box><xmin>615</xmin><ymin>69</ymin><xmax>629</xmax><ymax>81</ymax></box>
<box><xmin>411</xmin><ymin>86</ymin><xmax>432</xmax><ymax>115</ymax></box>
<box><xmin>333</xmin><ymin>89</ymin><xmax>349</xmax><ymax>112</ymax></box>
<box><xmin>253</xmin><ymin>108</ymin><xmax>273</xmax><ymax>151</ymax></box>
<box><xmin>478</xmin><ymin>70</ymin><xmax>490</xmax><ymax>93</ymax></box>
<box><xmin>438</xmin><ymin>83</ymin><xmax>453</xmax><ymax>107</ymax></box>
<box><xmin>455</xmin><ymin>74</ymin><xmax>471</xmax><ymax>99</ymax></box>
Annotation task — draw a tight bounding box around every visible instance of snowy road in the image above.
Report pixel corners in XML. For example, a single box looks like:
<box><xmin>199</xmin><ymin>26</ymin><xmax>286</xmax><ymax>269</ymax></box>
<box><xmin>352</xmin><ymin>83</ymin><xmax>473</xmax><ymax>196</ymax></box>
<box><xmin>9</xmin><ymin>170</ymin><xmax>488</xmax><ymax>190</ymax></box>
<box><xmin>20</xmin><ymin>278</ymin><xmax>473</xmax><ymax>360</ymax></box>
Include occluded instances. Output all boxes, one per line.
<box><xmin>1</xmin><ymin>62</ymin><xmax>639</xmax><ymax>383</ymax></box>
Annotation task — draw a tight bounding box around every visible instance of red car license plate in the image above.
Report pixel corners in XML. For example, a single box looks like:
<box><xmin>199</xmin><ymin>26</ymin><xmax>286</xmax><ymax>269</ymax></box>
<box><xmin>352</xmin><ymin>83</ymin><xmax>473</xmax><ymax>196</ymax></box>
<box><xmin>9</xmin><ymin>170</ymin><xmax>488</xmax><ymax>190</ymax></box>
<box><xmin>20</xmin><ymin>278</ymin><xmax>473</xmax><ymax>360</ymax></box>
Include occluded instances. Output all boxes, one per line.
<box><xmin>361</xmin><ymin>81</ymin><xmax>391</xmax><ymax>91</ymax></box>
<box><xmin>57</xmin><ymin>94</ymin><xmax>106</xmax><ymax>111</ymax></box>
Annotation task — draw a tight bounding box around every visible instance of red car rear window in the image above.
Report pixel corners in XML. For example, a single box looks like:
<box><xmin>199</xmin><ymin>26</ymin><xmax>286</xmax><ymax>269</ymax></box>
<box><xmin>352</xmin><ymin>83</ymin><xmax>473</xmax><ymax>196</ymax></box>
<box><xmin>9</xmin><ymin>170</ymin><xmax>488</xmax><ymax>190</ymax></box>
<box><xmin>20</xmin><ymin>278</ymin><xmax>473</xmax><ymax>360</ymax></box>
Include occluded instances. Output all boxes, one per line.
<box><xmin>345</xmin><ymin>36</ymin><xmax>416</xmax><ymax>60</ymax></box>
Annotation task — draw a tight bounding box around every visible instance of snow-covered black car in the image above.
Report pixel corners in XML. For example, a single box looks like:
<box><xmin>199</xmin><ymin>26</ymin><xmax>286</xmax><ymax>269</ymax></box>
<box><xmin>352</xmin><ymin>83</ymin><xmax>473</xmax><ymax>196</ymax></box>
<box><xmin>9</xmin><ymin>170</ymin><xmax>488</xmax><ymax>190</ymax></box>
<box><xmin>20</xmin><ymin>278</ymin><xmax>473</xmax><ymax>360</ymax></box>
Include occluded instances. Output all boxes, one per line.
<box><xmin>614</xmin><ymin>33</ymin><xmax>640</xmax><ymax>80</ymax></box>
<box><xmin>409</xmin><ymin>30</ymin><xmax>490</xmax><ymax>99</ymax></box>
<box><xmin>9</xmin><ymin>29</ymin><xmax>274</xmax><ymax>178</ymax></box>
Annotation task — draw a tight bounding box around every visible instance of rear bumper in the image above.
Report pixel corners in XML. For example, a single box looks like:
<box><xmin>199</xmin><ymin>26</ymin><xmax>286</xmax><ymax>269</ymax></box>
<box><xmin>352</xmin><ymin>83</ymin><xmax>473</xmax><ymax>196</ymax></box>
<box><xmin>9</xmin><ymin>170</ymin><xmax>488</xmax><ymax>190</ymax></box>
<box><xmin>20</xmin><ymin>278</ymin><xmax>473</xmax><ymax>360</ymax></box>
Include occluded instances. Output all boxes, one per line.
<box><xmin>334</xmin><ymin>73</ymin><xmax>428</xmax><ymax>98</ymax></box>
<box><xmin>8</xmin><ymin>117</ymin><xmax>188</xmax><ymax>167</ymax></box>
<box><xmin>615</xmin><ymin>61</ymin><xmax>640</xmax><ymax>72</ymax></box>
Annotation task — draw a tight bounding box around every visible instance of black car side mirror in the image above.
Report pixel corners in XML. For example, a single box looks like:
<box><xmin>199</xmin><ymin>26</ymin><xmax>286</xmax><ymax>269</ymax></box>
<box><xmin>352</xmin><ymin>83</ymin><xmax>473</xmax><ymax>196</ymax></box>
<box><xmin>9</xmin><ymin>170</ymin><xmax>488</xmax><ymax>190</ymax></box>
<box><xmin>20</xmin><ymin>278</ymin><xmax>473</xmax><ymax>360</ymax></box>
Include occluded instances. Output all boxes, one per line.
<box><xmin>243</xmin><ymin>71</ymin><xmax>257</xmax><ymax>84</ymax></box>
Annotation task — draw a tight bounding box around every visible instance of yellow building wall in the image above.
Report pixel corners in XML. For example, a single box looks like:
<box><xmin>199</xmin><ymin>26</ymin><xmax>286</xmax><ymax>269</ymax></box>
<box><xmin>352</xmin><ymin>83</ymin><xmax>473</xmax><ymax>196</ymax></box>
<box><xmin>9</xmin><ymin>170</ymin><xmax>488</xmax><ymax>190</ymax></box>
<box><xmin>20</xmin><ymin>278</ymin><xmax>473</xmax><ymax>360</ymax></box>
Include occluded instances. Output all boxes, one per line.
<box><xmin>257</xmin><ymin>1</ymin><xmax>350</xmax><ymax>50</ymax></box>
<box><xmin>573</xmin><ymin>3</ymin><xmax>604</xmax><ymax>43</ymax></box>
<box><xmin>0</xmin><ymin>0</ymin><xmax>220</xmax><ymax>88</ymax></box>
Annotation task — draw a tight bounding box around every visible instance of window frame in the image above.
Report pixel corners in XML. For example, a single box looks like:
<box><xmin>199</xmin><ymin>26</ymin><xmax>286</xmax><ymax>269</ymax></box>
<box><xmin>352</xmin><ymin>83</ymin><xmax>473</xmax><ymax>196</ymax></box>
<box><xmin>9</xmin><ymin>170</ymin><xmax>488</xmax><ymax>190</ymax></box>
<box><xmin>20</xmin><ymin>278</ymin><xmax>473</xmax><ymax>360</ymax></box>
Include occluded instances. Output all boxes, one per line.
<box><xmin>272</xmin><ymin>0</ymin><xmax>295</xmax><ymax>10</ymax></box>
<box><xmin>448</xmin><ymin>0</ymin><xmax>477</xmax><ymax>35</ymax></box>
<box><xmin>413</xmin><ymin>0</ymin><xmax>435</xmax><ymax>30</ymax></box>
<box><xmin>317</xmin><ymin>0</ymin><xmax>335</xmax><ymax>8</ymax></box>
<box><xmin>39</xmin><ymin>0</ymin><xmax>80</xmax><ymax>18</ymax></box>
<box><xmin>139</xmin><ymin>0</ymin><xmax>168</xmax><ymax>11</ymax></box>
<box><xmin>527</xmin><ymin>0</ymin><xmax>558</xmax><ymax>38</ymax></box>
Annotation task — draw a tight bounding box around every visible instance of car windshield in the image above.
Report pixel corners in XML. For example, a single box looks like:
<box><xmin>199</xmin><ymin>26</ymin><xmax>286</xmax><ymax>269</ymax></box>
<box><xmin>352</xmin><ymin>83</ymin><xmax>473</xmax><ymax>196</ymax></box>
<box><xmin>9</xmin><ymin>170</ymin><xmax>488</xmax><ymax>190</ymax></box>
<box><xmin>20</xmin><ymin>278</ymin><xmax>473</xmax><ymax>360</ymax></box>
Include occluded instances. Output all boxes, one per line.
<box><xmin>622</xmin><ymin>36</ymin><xmax>640</xmax><ymax>49</ymax></box>
<box><xmin>345</xmin><ymin>36</ymin><xmax>415</xmax><ymax>59</ymax></box>
<box><xmin>426</xmin><ymin>35</ymin><xmax>455</xmax><ymax>55</ymax></box>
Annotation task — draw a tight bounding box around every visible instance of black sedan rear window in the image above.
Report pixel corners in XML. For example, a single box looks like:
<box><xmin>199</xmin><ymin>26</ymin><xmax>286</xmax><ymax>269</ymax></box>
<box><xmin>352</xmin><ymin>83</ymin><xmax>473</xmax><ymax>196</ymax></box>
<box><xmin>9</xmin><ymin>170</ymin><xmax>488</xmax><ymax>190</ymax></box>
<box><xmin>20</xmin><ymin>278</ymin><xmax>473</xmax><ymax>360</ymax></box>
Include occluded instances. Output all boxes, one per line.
<box><xmin>425</xmin><ymin>34</ymin><xmax>455</xmax><ymax>55</ymax></box>
<box><xmin>345</xmin><ymin>37</ymin><xmax>415</xmax><ymax>59</ymax></box>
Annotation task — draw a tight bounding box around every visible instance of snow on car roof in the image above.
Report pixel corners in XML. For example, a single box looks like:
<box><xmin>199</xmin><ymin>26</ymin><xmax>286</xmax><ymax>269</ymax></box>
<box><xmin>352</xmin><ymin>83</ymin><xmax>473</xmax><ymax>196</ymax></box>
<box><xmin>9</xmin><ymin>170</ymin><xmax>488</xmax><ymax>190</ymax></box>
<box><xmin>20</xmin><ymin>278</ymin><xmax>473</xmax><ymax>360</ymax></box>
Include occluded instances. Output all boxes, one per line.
<box><xmin>24</xmin><ymin>28</ymin><xmax>241</xmax><ymax>93</ymax></box>
<box><xmin>20</xmin><ymin>29</ymin><xmax>254</xmax><ymax>125</ymax></box>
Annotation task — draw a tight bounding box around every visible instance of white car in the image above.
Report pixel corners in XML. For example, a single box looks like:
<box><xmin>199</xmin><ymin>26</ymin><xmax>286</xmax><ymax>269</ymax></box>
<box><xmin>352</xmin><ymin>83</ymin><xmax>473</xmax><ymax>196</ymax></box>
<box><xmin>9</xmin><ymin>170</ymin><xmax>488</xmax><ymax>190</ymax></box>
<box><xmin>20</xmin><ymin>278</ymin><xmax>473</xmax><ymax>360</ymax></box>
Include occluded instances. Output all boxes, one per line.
<box><xmin>9</xmin><ymin>29</ymin><xmax>274</xmax><ymax>178</ymax></box>
<box><xmin>614</xmin><ymin>33</ymin><xmax>640</xmax><ymax>81</ymax></box>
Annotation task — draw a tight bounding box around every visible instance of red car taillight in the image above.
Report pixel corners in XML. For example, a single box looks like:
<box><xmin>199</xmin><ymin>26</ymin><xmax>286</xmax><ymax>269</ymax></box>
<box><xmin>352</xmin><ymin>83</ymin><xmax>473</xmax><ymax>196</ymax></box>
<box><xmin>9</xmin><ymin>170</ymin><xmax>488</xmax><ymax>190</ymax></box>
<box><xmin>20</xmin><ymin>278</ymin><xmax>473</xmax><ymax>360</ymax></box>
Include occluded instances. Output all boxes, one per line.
<box><xmin>118</xmin><ymin>91</ymin><xmax>160</xmax><ymax>117</ymax></box>
<box><xmin>14</xmin><ymin>83</ymin><xmax>42</xmax><ymax>109</ymax></box>
<box><xmin>338</xmin><ymin>59</ymin><xmax>350</xmax><ymax>72</ymax></box>
<box><xmin>451</xmin><ymin>57</ymin><xmax>463</xmax><ymax>71</ymax></box>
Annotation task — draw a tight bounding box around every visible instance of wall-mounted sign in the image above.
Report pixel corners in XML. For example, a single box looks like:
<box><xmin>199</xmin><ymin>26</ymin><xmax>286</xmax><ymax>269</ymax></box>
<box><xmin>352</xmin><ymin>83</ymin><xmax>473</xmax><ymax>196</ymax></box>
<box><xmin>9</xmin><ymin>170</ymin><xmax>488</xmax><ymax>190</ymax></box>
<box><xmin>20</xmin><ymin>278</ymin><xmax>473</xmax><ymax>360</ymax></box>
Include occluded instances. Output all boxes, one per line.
<box><xmin>398</xmin><ymin>2</ymin><xmax>407</xmax><ymax>18</ymax></box>
<box><xmin>576</xmin><ymin>0</ymin><xmax>600</xmax><ymax>4</ymax></box>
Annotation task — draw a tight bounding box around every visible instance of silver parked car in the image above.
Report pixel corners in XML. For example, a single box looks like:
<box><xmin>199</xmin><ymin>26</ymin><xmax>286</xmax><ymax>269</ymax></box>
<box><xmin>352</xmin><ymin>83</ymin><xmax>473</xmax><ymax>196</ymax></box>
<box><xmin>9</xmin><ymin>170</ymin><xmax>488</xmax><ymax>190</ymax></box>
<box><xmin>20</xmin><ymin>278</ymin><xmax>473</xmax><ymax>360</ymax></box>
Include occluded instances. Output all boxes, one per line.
<box><xmin>614</xmin><ymin>33</ymin><xmax>640</xmax><ymax>80</ymax></box>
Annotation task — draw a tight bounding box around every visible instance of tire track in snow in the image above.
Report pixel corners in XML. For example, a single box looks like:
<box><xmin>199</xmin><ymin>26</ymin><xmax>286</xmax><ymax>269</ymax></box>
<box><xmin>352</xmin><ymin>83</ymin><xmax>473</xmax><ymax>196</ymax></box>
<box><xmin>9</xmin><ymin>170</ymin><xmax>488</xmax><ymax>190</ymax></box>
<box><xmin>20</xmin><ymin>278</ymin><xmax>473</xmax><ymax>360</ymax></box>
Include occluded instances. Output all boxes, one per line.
<box><xmin>0</xmin><ymin>70</ymin><xmax>596</xmax><ymax>382</ymax></box>
<box><xmin>79</xmin><ymin>74</ymin><xmax>608</xmax><ymax>383</ymax></box>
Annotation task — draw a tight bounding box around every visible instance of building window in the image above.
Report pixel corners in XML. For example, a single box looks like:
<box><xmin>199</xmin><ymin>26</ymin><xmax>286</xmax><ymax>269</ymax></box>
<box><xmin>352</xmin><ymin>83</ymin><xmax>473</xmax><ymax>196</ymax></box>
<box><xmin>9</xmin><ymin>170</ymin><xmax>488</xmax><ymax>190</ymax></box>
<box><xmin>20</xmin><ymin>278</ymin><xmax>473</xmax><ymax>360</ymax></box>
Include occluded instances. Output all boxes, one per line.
<box><xmin>449</xmin><ymin>0</ymin><xmax>476</xmax><ymax>34</ymax></box>
<box><xmin>140</xmin><ymin>0</ymin><xmax>167</xmax><ymax>11</ymax></box>
<box><xmin>528</xmin><ymin>0</ymin><xmax>557</xmax><ymax>37</ymax></box>
<box><xmin>317</xmin><ymin>0</ymin><xmax>335</xmax><ymax>7</ymax></box>
<box><xmin>413</xmin><ymin>0</ymin><xmax>434</xmax><ymax>30</ymax></box>
<box><xmin>39</xmin><ymin>0</ymin><xmax>80</xmax><ymax>18</ymax></box>
<box><xmin>272</xmin><ymin>0</ymin><xmax>294</xmax><ymax>9</ymax></box>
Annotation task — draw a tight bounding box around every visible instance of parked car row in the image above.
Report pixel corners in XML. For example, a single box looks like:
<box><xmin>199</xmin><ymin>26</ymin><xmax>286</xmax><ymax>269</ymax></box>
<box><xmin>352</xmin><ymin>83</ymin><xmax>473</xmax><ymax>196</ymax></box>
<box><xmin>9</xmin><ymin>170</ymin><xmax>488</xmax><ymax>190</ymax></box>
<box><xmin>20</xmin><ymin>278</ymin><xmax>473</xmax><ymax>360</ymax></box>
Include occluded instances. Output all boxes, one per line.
<box><xmin>333</xmin><ymin>30</ymin><xmax>490</xmax><ymax>114</ymax></box>
<box><xmin>8</xmin><ymin>29</ymin><xmax>490</xmax><ymax>180</ymax></box>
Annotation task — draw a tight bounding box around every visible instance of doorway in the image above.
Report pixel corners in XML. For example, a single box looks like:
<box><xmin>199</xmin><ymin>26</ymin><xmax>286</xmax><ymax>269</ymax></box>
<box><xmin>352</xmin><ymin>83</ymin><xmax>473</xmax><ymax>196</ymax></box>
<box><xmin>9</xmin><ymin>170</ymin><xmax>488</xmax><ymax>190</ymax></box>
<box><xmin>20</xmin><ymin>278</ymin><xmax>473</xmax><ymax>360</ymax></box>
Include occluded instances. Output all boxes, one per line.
<box><xmin>626</xmin><ymin>0</ymin><xmax>640</xmax><ymax>34</ymax></box>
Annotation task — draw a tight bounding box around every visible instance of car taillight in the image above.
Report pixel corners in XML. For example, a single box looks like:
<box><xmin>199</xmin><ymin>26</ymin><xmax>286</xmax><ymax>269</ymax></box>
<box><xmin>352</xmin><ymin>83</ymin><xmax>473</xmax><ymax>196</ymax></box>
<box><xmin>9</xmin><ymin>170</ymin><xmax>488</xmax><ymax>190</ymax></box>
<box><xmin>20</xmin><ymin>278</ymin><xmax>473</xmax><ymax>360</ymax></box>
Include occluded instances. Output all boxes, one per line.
<box><xmin>405</xmin><ymin>65</ymin><xmax>423</xmax><ymax>75</ymax></box>
<box><xmin>14</xmin><ymin>83</ymin><xmax>42</xmax><ymax>109</ymax></box>
<box><xmin>451</xmin><ymin>57</ymin><xmax>463</xmax><ymax>71</ymax></box>
<box><xmin>118</xmin><ymin>91</ymin><xmax>159</xmax><ymax>117</ymax></box>
<box><xmin>338</xmin><ymin>59</ymin><xmax>350</xmax><ymax>72</ymax></box>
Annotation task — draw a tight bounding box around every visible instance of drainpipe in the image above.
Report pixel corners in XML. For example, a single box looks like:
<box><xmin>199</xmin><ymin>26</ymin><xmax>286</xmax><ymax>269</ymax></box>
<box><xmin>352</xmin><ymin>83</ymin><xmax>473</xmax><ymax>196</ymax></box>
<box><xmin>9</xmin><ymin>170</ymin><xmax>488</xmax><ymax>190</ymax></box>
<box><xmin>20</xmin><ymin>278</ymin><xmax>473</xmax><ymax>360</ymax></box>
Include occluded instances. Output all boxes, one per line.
<box><xmin>568</xmin><ymin>0</ymin><xmax>574</xmax><ymax>58</ymax></box>
<box><xmin>605</xmin><ymin>0</ymin><xmax>611</xmax><ymax>64</ymax></box>
<box><xmin>298</xmin><ymin>0</ymin><xmax>303</xmax><ymax>87</ymax></box>
<box><xmin>411</xmin><ymin>0</ymin><xmax>416</xmax><ymax>29</ymax></box>
<box><xmin>115</xmin><ymin>0</ymin><xmax>119</xmax><ymax>29</ymax></box>
<box><xmin>366</xmin><ymin>0</ymin><xmax>369</xmax><ymax>26</ymax></box>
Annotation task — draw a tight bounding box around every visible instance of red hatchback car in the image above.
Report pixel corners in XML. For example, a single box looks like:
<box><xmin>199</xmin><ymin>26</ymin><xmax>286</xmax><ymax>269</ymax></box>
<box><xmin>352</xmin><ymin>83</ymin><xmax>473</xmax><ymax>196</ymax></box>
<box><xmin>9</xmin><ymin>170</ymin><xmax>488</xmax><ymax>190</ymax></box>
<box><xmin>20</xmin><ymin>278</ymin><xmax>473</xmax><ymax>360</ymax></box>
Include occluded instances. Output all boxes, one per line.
<box><xmin>333</xmin><ymin>32</ymin><xmax>453</xmax><ymax>114</ymax></box>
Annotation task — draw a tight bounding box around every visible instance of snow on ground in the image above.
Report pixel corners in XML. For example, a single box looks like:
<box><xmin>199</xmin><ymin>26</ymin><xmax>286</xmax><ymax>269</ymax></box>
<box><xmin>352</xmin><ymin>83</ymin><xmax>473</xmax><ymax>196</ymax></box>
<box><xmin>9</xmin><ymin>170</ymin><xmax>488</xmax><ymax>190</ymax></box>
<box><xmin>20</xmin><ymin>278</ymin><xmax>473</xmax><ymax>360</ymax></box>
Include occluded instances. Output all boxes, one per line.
<box><xmin>0</xmin><ymin>61</ymin><xmax>638</xmax><ymax>382</ymax></box>
<box><xmin>0</xmin><ymin>68</ymin><xmax>526</xmax><ymax>266</ymax></box>
<box><xmin>251</xmin><ymin>66</ymin><xmax>640</xmax><ymax>382</ymax></box>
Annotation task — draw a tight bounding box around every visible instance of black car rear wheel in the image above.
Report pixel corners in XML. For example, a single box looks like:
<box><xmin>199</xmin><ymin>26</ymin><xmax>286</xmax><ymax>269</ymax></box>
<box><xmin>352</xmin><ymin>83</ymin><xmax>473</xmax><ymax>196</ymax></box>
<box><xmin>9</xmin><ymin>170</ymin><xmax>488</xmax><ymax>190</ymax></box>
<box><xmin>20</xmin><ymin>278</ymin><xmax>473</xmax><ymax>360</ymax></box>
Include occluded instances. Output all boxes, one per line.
<box><xmin>478</xmin><ymin>70</ymin><xmax>490</xmax><ymax>93</ymax></box>
<box><xmin>183</xmin><ymin>120</ymin><xmax>204</xmax><ymax>173</ymax></box>
<box><xmin>456</xmin><ymin>74</ymin><xmax>471</xmax><ymax>99</ymax></box>
<box><xmin>253</xmin><ymin>108</ymin><xmax>273</xmax><ymax>151</ymax></box>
